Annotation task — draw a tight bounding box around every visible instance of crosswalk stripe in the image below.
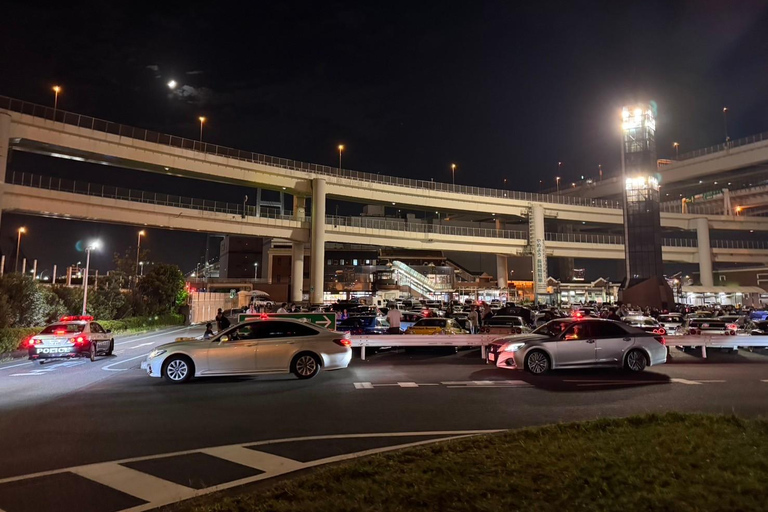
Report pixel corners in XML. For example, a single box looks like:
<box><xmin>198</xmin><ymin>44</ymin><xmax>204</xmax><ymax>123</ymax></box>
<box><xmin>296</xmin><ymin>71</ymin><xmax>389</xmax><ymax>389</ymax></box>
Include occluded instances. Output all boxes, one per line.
<box><xmin>72</xmin><ymin>462</ymin><xmax>194</xmax><ymax>503</ymax></box>
<box><xmin>200</xmin><ymin>446</ymin><xmax>303</xmax><ymax>474</ymax></box>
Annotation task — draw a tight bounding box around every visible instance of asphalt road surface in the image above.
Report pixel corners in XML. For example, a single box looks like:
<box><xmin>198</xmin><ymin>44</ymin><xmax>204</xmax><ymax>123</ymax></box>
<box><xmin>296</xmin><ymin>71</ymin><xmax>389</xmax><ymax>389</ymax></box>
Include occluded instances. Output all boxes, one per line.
<box><xmin>0</xmin><ymin>327</ymin><xmax>767</xmax><ymax>509</ymax></box>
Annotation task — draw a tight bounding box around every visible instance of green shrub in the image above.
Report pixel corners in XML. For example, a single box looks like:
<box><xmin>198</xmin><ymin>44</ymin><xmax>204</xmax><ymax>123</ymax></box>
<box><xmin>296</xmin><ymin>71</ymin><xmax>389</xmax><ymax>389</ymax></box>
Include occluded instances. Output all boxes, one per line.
<box><xmin>0</xmin><ymin>327</ymin><xmax>41</xmax><ymax>353</ymax></box>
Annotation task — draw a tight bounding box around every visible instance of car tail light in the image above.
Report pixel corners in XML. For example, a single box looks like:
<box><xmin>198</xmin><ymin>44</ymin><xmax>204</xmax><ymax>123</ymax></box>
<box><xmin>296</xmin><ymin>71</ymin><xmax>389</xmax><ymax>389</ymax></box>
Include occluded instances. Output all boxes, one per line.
<box><xmin>652</xmin><ymin>328</ymin><xmax>666</xmax><ymax>335</ymax></box>
<box><xmin>333</xmin><ymin>338</ymin><xmax>352</xmax><ymax>347</ymax></box>
<box><xmin>71</xmin><ymin>336</ymin><xmax>87</xmax><ymax>344</ymax></box>
<box><xmin>727</xmin><ymin>323</ymin><xmax>738</xmax><ymax>332</ymax></box>
<box><xmin>654</xmin><ymin>336</ymin><xmax>666</xmax><ymax>346</ymax></box>
<box><xmin>27</xmin><ymin>337</ymin><xmax>42</xmax><ymax>347</ymax></box>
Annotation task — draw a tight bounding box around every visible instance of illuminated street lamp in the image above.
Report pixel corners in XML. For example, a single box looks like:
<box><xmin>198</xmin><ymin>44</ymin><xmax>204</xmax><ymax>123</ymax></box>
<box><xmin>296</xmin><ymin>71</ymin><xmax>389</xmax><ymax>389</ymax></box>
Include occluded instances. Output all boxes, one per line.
<box><xmin>673</xmin><ymin>142</ymin><xmax>680</xmax><ymax>159</ymax></box>
<box><xmin>14</xmin><ymin>227</ymin><xmax>26</xmax><ymax>273</ymax></box>
<box><xmin>254</xmin><ymin>262</ymin><xmax>259</xmax><ymax>279</ymax></box>
<box><xmin>82</xmin><ymin>240</ymin><xmax>102</xmax><ymax>315</ymax></box>
<box><xmin>451</xmin><ymin>163</ymin><xmax>456</xmax><ymax>185</ymax></box>
<box><xmin>723</xmin><ymin>107</ymin><xmax>730</xmax><ymax>143</ymax></box>
<box><xmin>556</xmin><ymin>176</ymin><xmax>561</xmax><ymax>193</ymax></box>
<box><xmin>167</xmin><ymin>80</ymin><xmax>177</xmax><ymax>90</ymax></box>
<box><xmin>735</xmin><ymin>206</ymin><xmax>742</xmax><ymax>216</ymax></box>
<box><xmin>135</xmin><ymin>230</ymin><xmax>146</xmax><ymax>279</ymax></box>
<box><xmin>198</xmin><ymin>116</ymin><xmax>206</xmax><ymax>142</ymax></box>
<box><xmin>338</xmin><ymin>144</ymin><xmax>344</xmax><ymax>172</ymax></box>
<box><xmin>52</xmin><ymin>86</ymin><xmax>61</xmax><ymax>117</ymax></box>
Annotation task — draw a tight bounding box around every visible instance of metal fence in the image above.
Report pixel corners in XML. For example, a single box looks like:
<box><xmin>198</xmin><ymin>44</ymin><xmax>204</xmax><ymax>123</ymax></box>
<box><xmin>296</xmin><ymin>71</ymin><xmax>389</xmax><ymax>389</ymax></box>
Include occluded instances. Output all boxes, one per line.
<box><xmin>8</xmin><ymin>171</ymin><xmax>299</xmax><ymax>221</ymax></box>
<box><xmin>676</xmin><ymin>131</ymin><xmax>768</xmax><ymax>161</ymax></box>
<box><xmin>0</xmin><ymin>95</ymin><xmax>622</xmax><ymax>210</ymax></box>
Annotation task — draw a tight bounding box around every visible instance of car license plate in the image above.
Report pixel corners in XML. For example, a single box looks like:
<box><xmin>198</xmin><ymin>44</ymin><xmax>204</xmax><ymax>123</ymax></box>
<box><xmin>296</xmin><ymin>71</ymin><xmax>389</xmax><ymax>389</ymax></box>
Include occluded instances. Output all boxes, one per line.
<box><xmin>488</xmin><ymin>353</ymin><xmax>495</xmax><ymax>361</ymax></box>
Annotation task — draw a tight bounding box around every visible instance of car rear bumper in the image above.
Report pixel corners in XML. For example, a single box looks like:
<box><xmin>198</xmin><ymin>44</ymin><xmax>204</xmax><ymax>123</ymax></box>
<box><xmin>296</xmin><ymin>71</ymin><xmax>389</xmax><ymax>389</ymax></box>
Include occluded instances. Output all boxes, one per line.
<box><xmin>322</xmin><ymin>348</ymin><xmax>352</xmax><ymax>370</ymax></box>
<box><xmin>28</xmin><ymin>345</ymin><xmax>87</xmax><ymax>359</ymax></box>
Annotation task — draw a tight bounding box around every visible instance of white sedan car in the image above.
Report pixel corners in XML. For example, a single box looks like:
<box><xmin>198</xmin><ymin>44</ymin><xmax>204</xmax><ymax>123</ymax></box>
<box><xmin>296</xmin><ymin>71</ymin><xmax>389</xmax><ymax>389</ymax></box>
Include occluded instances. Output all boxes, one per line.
<box><xmin>486</xmin><ymin>318</ymin><xmax>667</xmax><ymax>374</ymax></box>
<box><xmin>142</xmin><ymin>319</ymin><xmax>352</xmax><ymax>383</ymax></box>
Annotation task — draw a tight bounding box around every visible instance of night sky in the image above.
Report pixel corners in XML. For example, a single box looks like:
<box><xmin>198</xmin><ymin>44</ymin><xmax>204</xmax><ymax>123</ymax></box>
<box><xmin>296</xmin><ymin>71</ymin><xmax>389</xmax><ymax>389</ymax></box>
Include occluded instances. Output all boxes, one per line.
<box><xmin>1</xmin><ymin>2</ymin><xmax>768</xmax><ymax>275</ymax></box>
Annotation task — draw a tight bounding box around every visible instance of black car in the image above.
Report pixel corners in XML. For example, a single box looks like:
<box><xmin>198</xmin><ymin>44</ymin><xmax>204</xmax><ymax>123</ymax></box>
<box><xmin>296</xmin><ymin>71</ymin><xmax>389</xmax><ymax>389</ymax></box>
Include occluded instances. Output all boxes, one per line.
<box><xmin>336</xmin><ymin>315</ymin><xmax>390</xmax><ymax>335</ymax></box>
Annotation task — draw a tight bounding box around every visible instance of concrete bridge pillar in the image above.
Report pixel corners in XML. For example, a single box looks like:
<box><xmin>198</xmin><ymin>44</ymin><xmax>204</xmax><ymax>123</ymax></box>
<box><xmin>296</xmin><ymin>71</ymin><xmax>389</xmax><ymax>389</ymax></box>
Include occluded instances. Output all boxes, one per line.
<box><xmin>310</xmin><ymin>178</ymin><xmax>326</xmax><ymax>305</ymax></box>
<box><xmin>291</xmin><ymin>242</ymin><xmax>305</xmax><ymax>303</ymax></box>
<box><xmin>693</xmin><ymin>217</ymin><xmax>714</xmax><ymax>286</ymax></box>
<box><xmin>496</xmin><ymin>255</ymin><xmax>508</xmax><ymax>291</ymax></box>
<box><xmin>293</xmin><ymin>196</ymin><xmax>306</xmax><ymax>220</ymax></box>
<box><xmin>0</xmin><ymin>112</ymin><xmax>11</xmax><ymax>236</ymax></box>
<box><xmin>529</xmin><ymin>204</ymin><xmax>548</xmax><ymax>304</ymax></box>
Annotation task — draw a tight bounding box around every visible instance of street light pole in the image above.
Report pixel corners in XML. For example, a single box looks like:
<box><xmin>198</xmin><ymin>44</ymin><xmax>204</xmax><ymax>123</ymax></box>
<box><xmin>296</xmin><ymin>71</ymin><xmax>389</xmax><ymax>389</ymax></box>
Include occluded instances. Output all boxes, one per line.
<box><xmin>198</xmin><ymin>116</ymin><xmax>206</xmax><ymax>142</ymax></box>
<box><xmin>556</xmin><ymin>176</ymin><xmax>561</xmax><ymax>194</ymax></box>
<box><xmin>81</xmin><ymin>241</ymin><xmax>101</xmax><ymax>315</ymax></box>
<box><xmin>52</xmin><ymin>86</ymin><xmax>61</xmax><ymax>118</ymax></box>
<box><xmin>673</xmin><ymin>142</ymin><xmax>679</xmax><ymax>159</ymax></box>
<box><xmin>15</xmin><ymin>227</ymin><xmax>25</xmax><ymax>273</ymax></box>
<box><xmin>722</xmin><ymin>107</ymin><xmax>730</xmax><ymax>143</ymax></box>
<box><xmin>451</xmin><ymin>163</ymin><xmax>456</xmax><ymax>185</ymax></box>
<box><xmin>135</xmin><ymin>230</ymin><xmax>145</xmax><ymax>282</ymax></box>
<box><xmin>254</xmin><ymin>262</ymin><xmax>259</xmax><ymax>280</ymax></box>
<box><xmin>338</xmin><ymin>145</ymin><xmax>344</xmax><ymax>172</ymax></box>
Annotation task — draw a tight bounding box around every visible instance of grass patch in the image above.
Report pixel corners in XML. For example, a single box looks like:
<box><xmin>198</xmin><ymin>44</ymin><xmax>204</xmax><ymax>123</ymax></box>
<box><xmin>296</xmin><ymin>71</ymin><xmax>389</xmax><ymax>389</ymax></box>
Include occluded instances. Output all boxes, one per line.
<box><xmin>174</xmin><ymin>413</ymin><xmax>768</xmax><ymax>512</ymax></box>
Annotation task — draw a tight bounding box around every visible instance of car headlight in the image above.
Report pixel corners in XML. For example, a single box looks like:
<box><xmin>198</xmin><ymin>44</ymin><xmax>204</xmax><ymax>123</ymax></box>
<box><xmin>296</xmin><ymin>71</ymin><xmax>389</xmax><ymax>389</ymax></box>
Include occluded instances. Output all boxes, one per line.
<box><xmin>147</xmin><ymin>349</ymin><xmax>166</xmax><ymax>359</ymax></box>
<box><xmin>503</xmin><ymin>343</ymin><xmax>526</xmax><ymax>352</ymax></box>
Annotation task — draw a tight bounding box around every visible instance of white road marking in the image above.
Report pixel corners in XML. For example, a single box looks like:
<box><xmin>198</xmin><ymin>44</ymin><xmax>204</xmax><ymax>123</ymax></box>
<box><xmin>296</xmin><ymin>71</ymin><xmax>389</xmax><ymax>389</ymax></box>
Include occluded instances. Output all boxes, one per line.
<box><xmin>353</xmin><ymin>382</ymin><xmax>373</xmax><ymax>389</ymax></box>
<box><xmin>671</xmin><ymin>378</ymin><xmax>703</xmax><ymax>385</ymax></box>
<box><xmin>0</xmin><ymin>361</ymin><xmax>33</xmax><ymax>371</ymax></box>
<box><xmin>200</xmin><ymin>446</ymin><xmax>303</xmax><ymax>473</ymax></box>
<box><xmin>398</xmin><ymin>382</ymin><xmax>419</xmax><ymax>387</ymax></box>
<box><xmin>128</xmin><ymin>342</ymin><xmax>154</xmax><ymax>349</ymax></box>
<box><xmin>698</xmin><ymin>379</ymin><xmax>726</xmax><ymax>383</ymax></box>
<box><xmin>114</xmin><ymin>326</ymin><xmax>190</xmax><ymax>346</ymax></box>
<box><xmin>101</xmin><ymin>352</ymin><xmax>153</xmax><ymax>372</ymax></box>
<box><xmin>761</xmin><ymin>380</ymin><xmax>768</xmax><ymax>383</ymax></box>
<box><xmin>9</xmin><ymin>373</ymin><xmax>43</xmax><ymax>377</ymax></box>
<box><xmin>72</xmin><ymin>462</ymin><xmax>193</xmax><ymax>504</ymax></box>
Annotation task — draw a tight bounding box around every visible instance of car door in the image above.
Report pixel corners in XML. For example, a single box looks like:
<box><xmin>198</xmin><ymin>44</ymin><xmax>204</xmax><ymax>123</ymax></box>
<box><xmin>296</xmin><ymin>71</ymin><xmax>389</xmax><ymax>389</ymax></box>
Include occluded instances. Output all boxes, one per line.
<box><xmin>254</xmin><ymin>321</ymin><xmax>320</xmax><ymax>371</ymax></box>
<box><xmin>205</xmin><ymin>324</ymin><xmax>258</xmax><ymax>374</ymax></box>
<box><xmin>592</xmin><ymin>321</ymin><xmax>633</xmax><ymax>364</ymax></box>
<box><xmin>90</xmin><ymin>323</ymin><xmax>108</xmax><ymax>351</ymax></box>
<box><xmin>554</xmin><ymin>322</ymin><xmax>596</xmax><ymax>366</ymax></box>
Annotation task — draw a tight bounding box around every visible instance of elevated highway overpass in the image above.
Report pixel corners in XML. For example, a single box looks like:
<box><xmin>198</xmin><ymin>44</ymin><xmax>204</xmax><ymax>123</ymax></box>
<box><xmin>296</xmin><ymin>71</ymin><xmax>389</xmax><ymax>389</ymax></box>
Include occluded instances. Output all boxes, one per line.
<box><xmin>2</xmin><ymin>97</ymin><xmax>768</xmax><ymax>301</ymax></box>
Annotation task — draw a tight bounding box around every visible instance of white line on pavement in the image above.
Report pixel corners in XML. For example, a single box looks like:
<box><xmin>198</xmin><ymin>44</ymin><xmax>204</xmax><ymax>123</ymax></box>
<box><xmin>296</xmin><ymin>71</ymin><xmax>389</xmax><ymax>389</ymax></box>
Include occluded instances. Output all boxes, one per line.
<box><xmin>9</xmin><ymin>373</ymin><xmax>42</xmax><ymax>377</ymax></box>
<box><xmin>72</xmin><ymin>463</ymin><xmax>193</xmax><ymax>504</ymax></box>
<box><xmin>114</xmin><ymin>326</ymin><xmax>190</xmax><ymax>346</ymax></box>
<box><xmin>101</xmin><ymin>352</ymin><xmax>153</xmax><ymax>372</ymax></box>
<box><xmin>398</xmin><ymin>382</ymin><xmax>418</xmax><ymax>387</ymax></box>
<box><xmin>129</xmin><ymin>342</ymin><xmax>155</xmax><ymax>349</ymax></box>
<box><xmin>671</xmin><ymin>378</ymin><xmax>703</xmax><ymax>385</ymax></box>
<box><xmin>0</xmin><ymin>361</ymin><xmax>33</xmax><ymax>371</ymax></box>
<box><xmin>200</xmin><ymin>446</ymin><xmax>303</xmax><ymax>473</ymax></box>
<box><xmin>353</xmin><ymin>382</ymin><xmax>373</xmax><ymax>389</ymax></box>
<box><xmin>698</xmin><ymin>380</ymin><xmax>726</xmax><ymax>383</ymax></box>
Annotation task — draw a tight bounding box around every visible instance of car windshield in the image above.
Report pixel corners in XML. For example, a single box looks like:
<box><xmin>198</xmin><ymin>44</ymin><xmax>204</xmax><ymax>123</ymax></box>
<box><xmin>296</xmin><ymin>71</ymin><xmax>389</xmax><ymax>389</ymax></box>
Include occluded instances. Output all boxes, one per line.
<box><xmin>40</xmin><ymin>323</ymin><xmax>85</xmax><ymax>334</ymax></box>
<box><xmin>533</xmin><ymin>319</ymin><xmax>572</xmax><ymax>337</ymax></box>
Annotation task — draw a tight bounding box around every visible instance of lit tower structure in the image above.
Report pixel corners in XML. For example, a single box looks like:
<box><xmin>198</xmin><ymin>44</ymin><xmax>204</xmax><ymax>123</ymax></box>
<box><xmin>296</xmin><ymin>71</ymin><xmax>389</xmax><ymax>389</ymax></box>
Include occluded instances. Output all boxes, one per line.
<box><xmin>619</xmin><ymin>103</ymin><xmax>674</xmax><ymax>308</ymax></box>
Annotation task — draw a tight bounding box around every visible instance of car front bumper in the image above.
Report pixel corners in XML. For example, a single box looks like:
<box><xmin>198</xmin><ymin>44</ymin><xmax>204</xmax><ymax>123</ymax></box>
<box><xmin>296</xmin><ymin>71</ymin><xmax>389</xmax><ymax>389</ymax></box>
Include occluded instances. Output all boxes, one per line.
<box><xmin>486</xmin><ymin>345</ymin><xmax>520</xmax><ymax>370</ymax></box>
<box><xmin>141</xmin><ymin>357</ymin><xmax>164</xmax><ymax>377</ymax></box>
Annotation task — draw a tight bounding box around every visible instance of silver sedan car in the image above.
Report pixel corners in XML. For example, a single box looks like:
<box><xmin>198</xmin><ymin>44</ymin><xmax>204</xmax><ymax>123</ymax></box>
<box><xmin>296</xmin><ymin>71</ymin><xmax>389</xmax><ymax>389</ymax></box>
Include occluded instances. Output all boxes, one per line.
<box><xmin>142</xmin><ymin>319</ymin><xmax>352</xmax><ymax>383</ymax></box>
<box><xmin>486</xmin><ymin>318</ymin><xmax>667</xmax><ymax>374</ymax></box>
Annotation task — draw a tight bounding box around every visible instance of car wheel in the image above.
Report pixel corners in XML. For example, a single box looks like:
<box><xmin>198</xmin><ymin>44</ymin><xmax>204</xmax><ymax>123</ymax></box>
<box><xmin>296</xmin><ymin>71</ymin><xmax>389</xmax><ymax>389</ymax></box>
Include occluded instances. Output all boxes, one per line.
<box><xmin>89</xmin><ymin>342</ymin><xmax>96</xmax><ymax>362</ymax></box>
<box><xmin>525</xmin><ymin>350</ymin><xmax>550</xmax><ymax>375</ymax></box>
<box><xmin>625</xmin><ymin>349</ymin><xmax>647</xmax><ymax>372</ymax></box>
<box><xmin>106</xmin><ymin>339</ymin><xmax>114</xmax><ymax>356</ymax></box>
<box><xmin>292</xmin><ymin>353</ymin><xmax>320</xmax><ymax>379</ymax></box>
<box><xmin>163</xmin><ymin>356</ymin><xmax>194</xmax><ymax>383</ymax></box>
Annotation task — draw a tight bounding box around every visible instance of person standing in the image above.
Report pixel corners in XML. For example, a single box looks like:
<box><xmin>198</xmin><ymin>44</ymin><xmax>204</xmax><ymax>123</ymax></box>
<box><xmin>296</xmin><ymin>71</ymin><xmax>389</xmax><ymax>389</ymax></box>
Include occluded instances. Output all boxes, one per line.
<box><xmin>467</xmin><ymin>306</ymin><xmax>479</xmax><ymax>334</ymax></box>
<box><xmin>386</xmin><ymin>305</ymin><xmax>402</xmax><ymax>334</ymax></box>
<box><xmin>276</xmin><ymin>303</ymin><xmax>288</xmax><ymax>314</ymax></box>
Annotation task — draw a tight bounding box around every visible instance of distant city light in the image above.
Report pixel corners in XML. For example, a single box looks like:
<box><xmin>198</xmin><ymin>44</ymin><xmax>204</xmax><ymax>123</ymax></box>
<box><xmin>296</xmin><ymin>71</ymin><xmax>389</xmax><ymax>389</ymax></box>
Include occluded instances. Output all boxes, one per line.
<box><xmin>167</xmin><ymin>80</ymin><xmax>177</xmax><ymax>89</ymax></box>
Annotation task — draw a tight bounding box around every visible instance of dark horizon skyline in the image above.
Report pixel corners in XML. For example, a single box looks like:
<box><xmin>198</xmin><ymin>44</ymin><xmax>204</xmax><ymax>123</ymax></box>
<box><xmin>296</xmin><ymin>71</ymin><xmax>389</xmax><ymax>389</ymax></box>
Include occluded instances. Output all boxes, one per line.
<box><xmin>1</xmin><ymin>1</ymin><xmax>767</xmax><ymax>278</ymax></box>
